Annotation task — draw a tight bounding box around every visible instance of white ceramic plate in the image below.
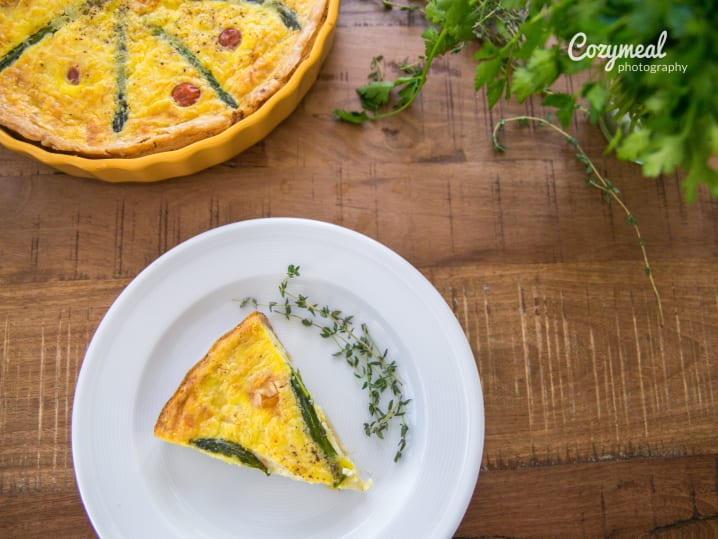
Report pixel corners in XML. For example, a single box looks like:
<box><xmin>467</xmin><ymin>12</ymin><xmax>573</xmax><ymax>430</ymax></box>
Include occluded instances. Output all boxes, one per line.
<box><xmin>72</xmin><ymin>218</ymin><xmax>484</xmax><ymax>539</ymax></box>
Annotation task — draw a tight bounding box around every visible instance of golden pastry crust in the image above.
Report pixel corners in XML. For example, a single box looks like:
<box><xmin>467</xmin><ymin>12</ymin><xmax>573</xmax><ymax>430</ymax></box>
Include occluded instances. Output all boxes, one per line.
<box><xmin>0</xmin><ymin>0</ymin><xmax>327</xmax><ymax>157</ymax></box>
<box><xmin>154</xmin><ymin>311</ymin><xmax>370</xmax><ymax>491</ymax></box>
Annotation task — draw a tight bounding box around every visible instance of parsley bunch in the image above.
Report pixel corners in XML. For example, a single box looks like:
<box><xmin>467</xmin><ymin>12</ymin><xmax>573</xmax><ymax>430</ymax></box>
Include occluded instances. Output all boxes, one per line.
<box><xmin>335</xmin><ymin>0</ymin><xmax>718</xmax><ymax>200</ymax></box>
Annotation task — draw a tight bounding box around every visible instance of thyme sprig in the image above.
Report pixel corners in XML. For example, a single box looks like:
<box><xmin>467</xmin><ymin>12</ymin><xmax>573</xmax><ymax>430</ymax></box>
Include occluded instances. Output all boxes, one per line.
<box><xmin>240</xmin><ymin>265</ymin><xmax>411</xmax><ymax>462</ymax></box>
<box><xmin>493</xmin><ymin>115</ymin><xmax>664</xmax><ymax>325</ymax></box>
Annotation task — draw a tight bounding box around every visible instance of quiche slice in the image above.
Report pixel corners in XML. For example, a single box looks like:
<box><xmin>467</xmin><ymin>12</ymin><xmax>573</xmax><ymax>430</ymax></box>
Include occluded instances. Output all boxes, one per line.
<box><xmin>0</xmin><ymin>0</ymin><xmax>327</xmax><ymax>157</ymax></box>
<box><xmin>154</xmin><ymin>311</ymin><xmax>370</xmax><ymax>491</ymax></box>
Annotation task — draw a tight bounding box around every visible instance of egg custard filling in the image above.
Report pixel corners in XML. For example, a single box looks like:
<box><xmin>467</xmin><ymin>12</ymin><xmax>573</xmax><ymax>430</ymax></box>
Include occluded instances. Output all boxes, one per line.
<box><xmin>0</xmin><ymin>0</ymin><xmax>327</xmax><ymax>157</ymax></box>
<box><xmin>154</xmin><ymin>311</ymin><xmax>370</xmax><ymax>491</ymax></box>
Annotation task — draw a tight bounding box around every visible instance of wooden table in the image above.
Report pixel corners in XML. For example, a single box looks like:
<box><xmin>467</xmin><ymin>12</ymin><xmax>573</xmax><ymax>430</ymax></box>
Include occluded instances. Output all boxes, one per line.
<box><xmin>2</xmin><ymin>2</ymin><xmax>717</xmax><ymax>537</ymax></box>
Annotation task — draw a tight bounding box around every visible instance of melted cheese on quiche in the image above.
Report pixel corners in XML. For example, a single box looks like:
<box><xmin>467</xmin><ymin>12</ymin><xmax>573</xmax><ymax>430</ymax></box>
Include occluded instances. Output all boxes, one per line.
<box><xmin>154</xmin><ymin>311</ymin><xmax>370</xmax><ymax>491</ymax></box>
<box><xmin>0</xmin><ymin>0</ymin><xmax>327</xmax><ymax>156</ymax></box>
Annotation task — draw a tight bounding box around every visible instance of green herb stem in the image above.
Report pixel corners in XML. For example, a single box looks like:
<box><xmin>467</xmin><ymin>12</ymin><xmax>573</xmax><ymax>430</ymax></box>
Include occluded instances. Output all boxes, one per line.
<box><xmin>493</xmin><ymin>115</ymin><xmax>664</xmax><ymax>326</ymax></box>
<box><xmin>357</xmin><ymin>24</ymin><xmax>448</xmax><ymax>123</ymax></box>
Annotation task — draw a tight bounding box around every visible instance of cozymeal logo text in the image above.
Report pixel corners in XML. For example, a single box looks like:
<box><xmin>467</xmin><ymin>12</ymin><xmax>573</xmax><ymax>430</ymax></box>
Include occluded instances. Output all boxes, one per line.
<box><xmin>568</xmin><ymin>30</ymin><xmax>687</xmax><ymax>74</ymax></box>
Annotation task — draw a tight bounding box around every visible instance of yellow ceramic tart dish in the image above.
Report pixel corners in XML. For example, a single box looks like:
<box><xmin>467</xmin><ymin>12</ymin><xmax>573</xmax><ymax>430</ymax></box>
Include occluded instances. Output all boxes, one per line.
<box><xmin>0</xmin><ymin>0</ymin><xmax>337</xmax><ymax>182</ymax></box>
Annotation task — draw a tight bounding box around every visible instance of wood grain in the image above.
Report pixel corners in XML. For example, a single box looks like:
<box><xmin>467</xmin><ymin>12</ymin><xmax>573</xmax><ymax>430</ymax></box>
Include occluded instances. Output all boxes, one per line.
<box><xmin>458</xmin><ymin>455</ymin><xmax>718</xmax><ymax>537</ymax></box>
<box><xmin>1</xmin><ymin>0</ymin><xmax>717</xmax><ymax>537</ymax></box>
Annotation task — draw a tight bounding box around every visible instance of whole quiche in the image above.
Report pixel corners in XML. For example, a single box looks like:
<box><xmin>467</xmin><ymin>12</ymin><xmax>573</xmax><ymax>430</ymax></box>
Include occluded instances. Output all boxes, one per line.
<box><xmin>0</xmin><ymin>0</ymin><xmax>327</xmax><ymax>157</ymax></box>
